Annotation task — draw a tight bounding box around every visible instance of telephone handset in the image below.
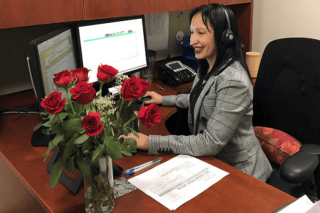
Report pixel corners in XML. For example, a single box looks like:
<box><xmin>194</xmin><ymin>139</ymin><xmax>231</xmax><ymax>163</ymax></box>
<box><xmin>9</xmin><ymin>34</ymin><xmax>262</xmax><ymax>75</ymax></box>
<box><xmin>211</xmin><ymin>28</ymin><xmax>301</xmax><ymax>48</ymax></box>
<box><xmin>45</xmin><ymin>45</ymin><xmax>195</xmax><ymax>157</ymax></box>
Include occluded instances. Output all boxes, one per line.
<box><xmin>157</xmin><ymin>60</ymin><xmax>196</xmax><ymax>87</ymax></box>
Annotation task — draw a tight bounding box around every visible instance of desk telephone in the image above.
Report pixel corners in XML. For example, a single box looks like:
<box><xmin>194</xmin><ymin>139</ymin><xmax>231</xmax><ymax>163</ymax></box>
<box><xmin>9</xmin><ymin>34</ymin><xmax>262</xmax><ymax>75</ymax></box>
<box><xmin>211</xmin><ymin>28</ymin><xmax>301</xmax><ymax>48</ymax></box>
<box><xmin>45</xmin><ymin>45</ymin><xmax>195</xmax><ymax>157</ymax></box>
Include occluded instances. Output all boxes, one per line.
<box><xmin>157</xmin><ymin>61</ymin><xmax>196</xmax><ymax>87</ymax></box>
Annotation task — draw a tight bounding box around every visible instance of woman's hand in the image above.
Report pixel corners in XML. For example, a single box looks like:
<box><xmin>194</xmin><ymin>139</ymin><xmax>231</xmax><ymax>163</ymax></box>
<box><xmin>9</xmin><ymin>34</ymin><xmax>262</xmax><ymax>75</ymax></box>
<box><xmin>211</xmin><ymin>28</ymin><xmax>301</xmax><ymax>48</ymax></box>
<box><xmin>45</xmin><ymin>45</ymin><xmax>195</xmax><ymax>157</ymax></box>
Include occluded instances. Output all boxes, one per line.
<box><xmin>143</xmin><ymin>91</ymin><xmax>163</xmax><ymax>105</ymax></box>
<box><xmin>121</xmin><ymin>132</ymin><xmax>149</xmax><ymax>150</ymax></box>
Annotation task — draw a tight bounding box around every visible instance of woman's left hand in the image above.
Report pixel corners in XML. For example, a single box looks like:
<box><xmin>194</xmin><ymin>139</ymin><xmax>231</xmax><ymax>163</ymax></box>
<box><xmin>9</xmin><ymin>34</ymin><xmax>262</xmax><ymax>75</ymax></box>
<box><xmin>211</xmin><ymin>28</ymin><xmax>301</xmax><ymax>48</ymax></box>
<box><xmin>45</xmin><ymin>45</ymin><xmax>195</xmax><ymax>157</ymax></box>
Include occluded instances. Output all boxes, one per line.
<box><xmin>120</xmin><ymin>132</ymin><xmax>149</xmax><ymax>150</ymax></box>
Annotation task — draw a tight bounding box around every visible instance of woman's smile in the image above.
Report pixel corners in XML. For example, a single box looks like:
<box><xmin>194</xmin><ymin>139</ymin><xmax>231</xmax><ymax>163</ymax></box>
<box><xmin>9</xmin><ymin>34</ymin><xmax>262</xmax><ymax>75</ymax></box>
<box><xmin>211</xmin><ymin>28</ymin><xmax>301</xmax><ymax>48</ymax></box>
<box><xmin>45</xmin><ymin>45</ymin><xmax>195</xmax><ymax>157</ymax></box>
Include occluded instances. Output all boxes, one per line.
<box><xmin>193</xmin><ymin>46</ymin><xmax>204</xmax><ymax>54</ymax></box>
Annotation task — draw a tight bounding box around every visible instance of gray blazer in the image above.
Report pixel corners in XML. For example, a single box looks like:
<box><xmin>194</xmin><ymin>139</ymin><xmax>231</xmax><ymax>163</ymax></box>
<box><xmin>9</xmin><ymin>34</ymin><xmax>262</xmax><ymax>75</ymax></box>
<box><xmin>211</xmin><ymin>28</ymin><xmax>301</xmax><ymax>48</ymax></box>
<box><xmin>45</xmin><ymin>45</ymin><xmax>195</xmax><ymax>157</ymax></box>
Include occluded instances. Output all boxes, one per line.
<box><xmin>148</xmin><ymin>61</ymin><xmax>272</xmax><ymax>182</ymax></box>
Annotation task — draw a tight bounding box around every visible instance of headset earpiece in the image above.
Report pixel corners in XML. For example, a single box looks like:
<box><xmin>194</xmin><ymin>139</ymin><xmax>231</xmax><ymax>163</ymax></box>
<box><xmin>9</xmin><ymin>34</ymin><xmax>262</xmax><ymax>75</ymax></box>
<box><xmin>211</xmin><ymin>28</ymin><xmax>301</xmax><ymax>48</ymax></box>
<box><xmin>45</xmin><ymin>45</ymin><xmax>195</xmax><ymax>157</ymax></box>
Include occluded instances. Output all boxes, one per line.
<box><xmin>222</xmin><ymin>29</ymin><xmax>234</xmax><ymax>44</ymax></box>
<box><xmin>220</xmin><ymin>5</ymin><xmax>234</xmax><ymax>45</ymax></box>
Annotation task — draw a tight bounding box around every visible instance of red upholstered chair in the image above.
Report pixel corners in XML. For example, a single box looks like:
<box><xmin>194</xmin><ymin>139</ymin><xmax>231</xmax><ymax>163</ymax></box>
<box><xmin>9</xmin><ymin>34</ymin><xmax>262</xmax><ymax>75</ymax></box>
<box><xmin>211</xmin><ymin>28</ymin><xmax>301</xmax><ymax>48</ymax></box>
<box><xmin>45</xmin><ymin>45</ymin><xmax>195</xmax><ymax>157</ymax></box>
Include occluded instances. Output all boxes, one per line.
<box><xmin>252</xmin><ymin>38</ymin><xmax>320</xmax><ymax>200</ymax></box>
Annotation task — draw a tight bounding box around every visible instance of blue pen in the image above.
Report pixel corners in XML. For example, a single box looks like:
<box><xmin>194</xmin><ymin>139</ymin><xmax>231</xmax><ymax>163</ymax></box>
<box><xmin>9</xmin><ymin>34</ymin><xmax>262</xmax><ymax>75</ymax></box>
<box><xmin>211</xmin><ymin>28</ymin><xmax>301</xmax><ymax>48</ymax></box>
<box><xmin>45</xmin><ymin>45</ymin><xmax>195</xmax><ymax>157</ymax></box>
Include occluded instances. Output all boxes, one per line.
<box><xmin>124</xmin><ymin>158</ymin><xmax>162</xmax><ymax>176</ymax></box>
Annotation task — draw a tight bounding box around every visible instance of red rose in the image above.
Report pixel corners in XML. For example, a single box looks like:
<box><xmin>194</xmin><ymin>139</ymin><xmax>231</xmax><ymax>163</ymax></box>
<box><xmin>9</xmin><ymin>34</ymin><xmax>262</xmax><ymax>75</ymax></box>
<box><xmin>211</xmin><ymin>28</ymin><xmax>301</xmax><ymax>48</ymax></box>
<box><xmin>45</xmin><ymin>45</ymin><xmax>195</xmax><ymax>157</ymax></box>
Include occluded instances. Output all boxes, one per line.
<box><xmin>72</xmin><ymin>67</ymin><xmax>89</xmax><ymax>82</ymax></box>
<box><xmin>81</xmin><ymin>112</ymin><xmax>104</xmax><ymax>136</ymax></box>
<box><xmin>70</xmin><ymin>81</ymin><xmax>96</xmax><ymax>105</ymax></box>
<box><xmin>97</xmin><ymin>64</ymin><xmax>118</xmax><ymax>82</ymax></box>
<box><xmin>40</xmin><ymin>92</ymin><xmax>66</xmax><ymax>114</ymax></box>
<box><xmin>120</xmin><ymin>77</ymin><xmax>151</xmax><ymax>101</ymax></box>
<box><xmin>53</xmin><ymin>69</ymin><xmax>75</xmax><ymax>87</ymax></box>
<box><xmin>138</xmin><ymin>104</ymin><xmax>161</xmax><ymax>128</ymax></box>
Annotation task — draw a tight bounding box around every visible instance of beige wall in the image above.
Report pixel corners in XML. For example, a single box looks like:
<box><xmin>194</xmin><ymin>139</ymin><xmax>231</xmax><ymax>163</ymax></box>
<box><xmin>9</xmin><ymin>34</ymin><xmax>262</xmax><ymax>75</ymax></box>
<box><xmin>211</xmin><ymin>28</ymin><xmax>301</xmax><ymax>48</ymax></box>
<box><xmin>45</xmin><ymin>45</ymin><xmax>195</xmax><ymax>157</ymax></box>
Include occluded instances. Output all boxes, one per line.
<box><xmin>252</xmin><ymin>0</ymin><xmax>320</xmax><ymax>54</ymax></box>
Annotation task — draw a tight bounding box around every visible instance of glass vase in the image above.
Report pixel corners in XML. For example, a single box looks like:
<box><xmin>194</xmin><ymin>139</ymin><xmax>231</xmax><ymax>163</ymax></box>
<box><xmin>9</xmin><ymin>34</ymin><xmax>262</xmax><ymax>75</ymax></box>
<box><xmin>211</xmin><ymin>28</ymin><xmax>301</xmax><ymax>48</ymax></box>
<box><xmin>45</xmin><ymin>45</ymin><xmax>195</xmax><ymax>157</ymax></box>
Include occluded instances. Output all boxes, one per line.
<box><xmin>84</xmin><ymin>156</ymin><xmax>115</xmax><ymax>213</ymax></box>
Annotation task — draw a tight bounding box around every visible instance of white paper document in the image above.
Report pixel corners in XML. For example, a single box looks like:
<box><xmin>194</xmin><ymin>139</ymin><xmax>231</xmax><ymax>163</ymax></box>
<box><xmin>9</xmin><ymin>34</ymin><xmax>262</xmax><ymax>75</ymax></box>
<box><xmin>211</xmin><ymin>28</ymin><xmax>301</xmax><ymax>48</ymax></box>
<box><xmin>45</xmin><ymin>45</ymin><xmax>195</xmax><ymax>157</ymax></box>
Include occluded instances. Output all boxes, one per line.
<box><xmin>278</xmin><ymin>195</ymin><xmax>318</xmax><ymax>213</ymax></box>
<box><xmin>144</xmin><ymin>13</ymin><xmax>169</xmax><ymax>50</ymax></box>
<box><xmin>128</xmin><ymin>155</ymin><xmax>229</xmax><ymax>210</ymax></box>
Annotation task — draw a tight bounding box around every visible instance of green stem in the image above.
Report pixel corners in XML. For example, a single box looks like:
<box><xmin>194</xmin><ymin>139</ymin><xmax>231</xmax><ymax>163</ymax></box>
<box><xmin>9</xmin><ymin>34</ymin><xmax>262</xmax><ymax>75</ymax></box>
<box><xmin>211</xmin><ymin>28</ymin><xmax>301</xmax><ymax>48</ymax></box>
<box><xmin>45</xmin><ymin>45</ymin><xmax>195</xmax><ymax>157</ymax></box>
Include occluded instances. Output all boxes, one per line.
<box><xmin>65</xmin><ymin>88</ymin><xmax>76</xmax><ymax>115</ymax></box>
<box><xmin>99</xmin><ymin>82</ymin><xmax>105</xmax><ymax>98</ymax></box>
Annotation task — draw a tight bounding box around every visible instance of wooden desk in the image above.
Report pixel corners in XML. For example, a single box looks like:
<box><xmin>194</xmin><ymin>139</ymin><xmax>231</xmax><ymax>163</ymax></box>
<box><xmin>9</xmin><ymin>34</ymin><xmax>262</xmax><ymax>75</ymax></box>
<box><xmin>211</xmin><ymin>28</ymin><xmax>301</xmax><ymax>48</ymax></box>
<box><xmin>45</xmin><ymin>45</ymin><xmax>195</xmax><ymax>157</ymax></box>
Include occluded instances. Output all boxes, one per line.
<box><xmin>0</xmin><ymin>81</ymin><xmax>296</xmax><ymax>213</ymax></box>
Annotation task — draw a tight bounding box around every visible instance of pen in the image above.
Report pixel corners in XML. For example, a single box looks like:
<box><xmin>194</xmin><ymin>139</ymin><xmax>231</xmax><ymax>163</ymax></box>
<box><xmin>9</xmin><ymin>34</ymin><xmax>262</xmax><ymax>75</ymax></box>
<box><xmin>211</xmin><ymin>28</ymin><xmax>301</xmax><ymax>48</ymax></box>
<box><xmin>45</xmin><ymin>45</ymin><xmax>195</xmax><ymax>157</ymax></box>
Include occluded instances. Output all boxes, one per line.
<box><xmin>124</xmin><ymin>157</ymin><xmax>162</xmax><ymax>176</ymax></box>
<box><xmin>157</xmin><ymin>85</ymin><xmax>165</xmax><ymax>90</ymax></box>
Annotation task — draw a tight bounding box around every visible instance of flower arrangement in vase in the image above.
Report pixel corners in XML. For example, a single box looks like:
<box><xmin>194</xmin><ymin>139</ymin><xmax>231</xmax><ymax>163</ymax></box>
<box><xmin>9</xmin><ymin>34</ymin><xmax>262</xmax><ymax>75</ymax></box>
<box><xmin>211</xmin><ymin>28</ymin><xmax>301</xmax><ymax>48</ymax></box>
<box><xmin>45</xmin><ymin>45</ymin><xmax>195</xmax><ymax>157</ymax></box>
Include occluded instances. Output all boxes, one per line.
<box><xmin>40</xmin><ymin>65</ymin><xmax>161</xmax><ymax>213</ymax></box>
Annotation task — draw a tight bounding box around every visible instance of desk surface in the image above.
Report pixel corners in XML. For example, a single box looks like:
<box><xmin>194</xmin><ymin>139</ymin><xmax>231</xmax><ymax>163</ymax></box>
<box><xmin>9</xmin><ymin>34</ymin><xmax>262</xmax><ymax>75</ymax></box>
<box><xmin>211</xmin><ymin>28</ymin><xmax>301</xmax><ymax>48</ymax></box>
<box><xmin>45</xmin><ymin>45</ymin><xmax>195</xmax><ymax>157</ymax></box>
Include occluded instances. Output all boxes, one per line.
<box><xmin>0</xmin><ymin>80</ymin><xmax>295</xmax><ymax>213</ymax></box>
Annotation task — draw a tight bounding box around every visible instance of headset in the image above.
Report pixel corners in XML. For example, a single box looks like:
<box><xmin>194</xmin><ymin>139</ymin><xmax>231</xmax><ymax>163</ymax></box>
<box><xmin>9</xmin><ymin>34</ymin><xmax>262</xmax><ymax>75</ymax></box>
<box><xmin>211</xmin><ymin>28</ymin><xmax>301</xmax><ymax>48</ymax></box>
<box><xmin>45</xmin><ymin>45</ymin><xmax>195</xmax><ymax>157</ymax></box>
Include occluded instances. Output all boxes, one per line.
<box><xmin>220</xmin><ymin>5</ymin><xmax>234</xmax><ymax>45</ymax></box>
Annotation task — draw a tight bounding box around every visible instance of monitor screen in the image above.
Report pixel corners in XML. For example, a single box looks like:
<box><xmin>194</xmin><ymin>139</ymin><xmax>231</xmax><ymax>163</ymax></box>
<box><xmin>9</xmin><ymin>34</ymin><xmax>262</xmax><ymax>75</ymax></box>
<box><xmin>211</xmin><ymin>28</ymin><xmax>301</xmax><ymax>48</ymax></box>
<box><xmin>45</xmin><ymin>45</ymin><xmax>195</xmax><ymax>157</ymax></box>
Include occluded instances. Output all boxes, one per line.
<box><xmin>76</xmin><ymin>15</ymin><xmax>148</xmax><ymax>83</ymax></box>
<box><xmin>29</xmin><ymin>27</ymin><xmax>78</xmax><ymax>104</ymax></box>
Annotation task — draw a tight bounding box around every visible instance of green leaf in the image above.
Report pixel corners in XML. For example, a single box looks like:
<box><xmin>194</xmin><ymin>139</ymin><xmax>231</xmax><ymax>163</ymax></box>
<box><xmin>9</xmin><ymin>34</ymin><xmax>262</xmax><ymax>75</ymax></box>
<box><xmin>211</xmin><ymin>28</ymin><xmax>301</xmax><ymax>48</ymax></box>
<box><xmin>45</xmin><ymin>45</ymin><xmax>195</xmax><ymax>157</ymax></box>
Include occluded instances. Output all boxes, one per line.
<box><xmin>61</xmin><ymin>118</ymin><xmax>83</xmax><ymax>134</ymax></box>
<box><xmin>82</xmin><ymin>139</ymin><xmax>92</xmax><ymax>154</ymax></box>
<box><xmin>63</xmin><ymin>137</ymin><xmax>77</xmax><ymax>160</ymax></box>
<box><xmin>48</xmin><ymin>122</ymin><xmax>61</xmax><ymax>132</ymax></box>
<box><xmin>50</xmin><ymin>157</ymin><xmax>65</xmax><ymax>188</ymax></box>
<box><xmin>122</xmin><ymin>129</ymin><xmax>128</xmax><ymax>136</ymax></box>
<box><xmin>92</xmin><ymin>144</ymin><xmax>105</xmax><ymax>163</ymax></box>
<box><xmin>124</xmin><ymin>138</ymin><xmax>137</xmax><ymax>151</ymax></box>
<box><xmin>76</xmin><ymin>157</ymin><xmax>91</xmax><ymax>176</ymax></box>
<box><xmin>44</xmin><ymin>133</ymin><xmax>65</xmax><ymax>162</ymax></box>
<box><xmin>104</xmin><ymin>136</ymin><xmax>123</xmax><ymax>160</ymax></box>
<box><xmin>56</xmin><ymin>112</ymin><xmax>69</xmax><ymax>121</ymax></box>
<box><xmin>65</xmin><ymin>156</ymin><xmax>76</xmax><ymax>174</ymax></box>
<box><xmin>44</xmin><ymin>141</ymin><xmax>56</xmax><ymax>162</ymax></box>
<box><xmin>120</xmin><ymin>142</ymin><xmax>132</xmax><ymax>156</ymax></box>
<box><xmin>42</xmin><ymin>119</ymin><xmax>57</xmax><ymax>128</ymax></box>
<box><xmin>74</xmin><ymin>134</ymin><xmax>89</xmax><ymax>145</ymax></box>
<box><xmin>103</xmin><ymin>135</ymin><xmax>114</xmax><ymax>145</ymax></box>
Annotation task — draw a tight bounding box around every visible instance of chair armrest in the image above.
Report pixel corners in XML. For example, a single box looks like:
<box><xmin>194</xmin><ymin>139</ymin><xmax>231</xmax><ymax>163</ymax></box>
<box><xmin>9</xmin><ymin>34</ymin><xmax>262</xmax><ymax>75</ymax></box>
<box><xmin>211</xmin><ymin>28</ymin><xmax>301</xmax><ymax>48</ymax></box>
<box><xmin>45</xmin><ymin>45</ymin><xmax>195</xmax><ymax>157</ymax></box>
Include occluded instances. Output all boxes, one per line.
<box><xmin>300</xmin><ymin>144</ymin><xmax>320</xmax><ymax>155</ymax></box>
<box><xmin>280</xmin><ymin>150</ymin><xmax>319</xmax><ymax>183</ymax></box>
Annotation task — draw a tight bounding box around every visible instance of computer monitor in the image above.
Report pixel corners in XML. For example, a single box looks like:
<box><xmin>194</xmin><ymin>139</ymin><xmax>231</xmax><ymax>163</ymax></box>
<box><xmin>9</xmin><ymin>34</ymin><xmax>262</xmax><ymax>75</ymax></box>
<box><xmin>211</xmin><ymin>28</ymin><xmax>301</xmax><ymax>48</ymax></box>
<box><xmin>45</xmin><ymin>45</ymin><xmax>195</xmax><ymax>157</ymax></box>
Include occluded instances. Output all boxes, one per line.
<box><xmin>28</xmin><ymin>27</ymin><xmax>79</xmax><ymax>146</ymax></box>
<box><xmin>28</xmin><ymin>27</ymin><xmax>79</xmax><ymax>107</ymax></box>
<box><xmin>76</xmin><ymin>15</ymin><xmax>149</xmax><ymax>84</ymax></box>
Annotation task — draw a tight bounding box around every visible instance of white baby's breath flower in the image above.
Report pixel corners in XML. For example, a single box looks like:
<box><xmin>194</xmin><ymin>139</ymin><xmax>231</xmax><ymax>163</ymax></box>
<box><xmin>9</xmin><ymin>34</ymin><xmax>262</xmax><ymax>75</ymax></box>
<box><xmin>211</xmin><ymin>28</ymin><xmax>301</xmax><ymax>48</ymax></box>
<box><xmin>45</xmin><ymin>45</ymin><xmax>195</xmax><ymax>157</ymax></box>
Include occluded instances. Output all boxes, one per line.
<box><xmin>93</xmin><ymin>95</ymin><xmax>115</xmax><ymax>114</ymax></box>
<box><xmin>114</xmin><ymin>74</ymin><xmax>129</xmax><ymax>86</ymax></box>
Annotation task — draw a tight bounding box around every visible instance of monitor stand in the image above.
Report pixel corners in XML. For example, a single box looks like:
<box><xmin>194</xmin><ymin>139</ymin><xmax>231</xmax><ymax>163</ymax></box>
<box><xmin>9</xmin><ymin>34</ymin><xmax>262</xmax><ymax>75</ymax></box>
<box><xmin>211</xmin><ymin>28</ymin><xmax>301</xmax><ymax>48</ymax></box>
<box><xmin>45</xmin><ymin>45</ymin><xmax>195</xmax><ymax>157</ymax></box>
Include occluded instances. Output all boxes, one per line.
<box><xmin>31</xmin><ymin>125</ymin><xmax>56</xmax><ymax>147</ymax></box>
<box><xmin>46</xmin><ymin>147</ymin><xmax>123</xmax><ymax>194</ymax></box>
<box><xmin>46</xmin><ymin>147</ymin><xmax>83</xmax><ymax>194</ymax></box>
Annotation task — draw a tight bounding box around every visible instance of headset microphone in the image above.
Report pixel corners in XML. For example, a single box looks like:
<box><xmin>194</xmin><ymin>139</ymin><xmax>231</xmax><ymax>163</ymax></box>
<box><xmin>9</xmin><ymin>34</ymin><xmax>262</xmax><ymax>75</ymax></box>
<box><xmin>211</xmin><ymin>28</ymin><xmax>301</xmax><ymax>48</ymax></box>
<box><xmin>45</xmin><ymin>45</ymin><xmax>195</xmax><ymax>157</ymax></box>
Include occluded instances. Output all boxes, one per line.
<box><xmin>220</xmin><ymin>5</ymin><xmax>234</xmax><ymax>45</ymax></box>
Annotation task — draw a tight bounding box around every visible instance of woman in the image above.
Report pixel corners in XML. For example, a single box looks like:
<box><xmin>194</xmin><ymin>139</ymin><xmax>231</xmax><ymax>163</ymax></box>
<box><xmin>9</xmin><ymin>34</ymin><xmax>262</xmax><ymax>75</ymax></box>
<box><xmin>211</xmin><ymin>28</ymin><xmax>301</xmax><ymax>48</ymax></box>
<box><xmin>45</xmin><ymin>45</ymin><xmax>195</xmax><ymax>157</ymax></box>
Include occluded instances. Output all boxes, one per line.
<box><xmin>127</xmin><ymin>4</ymin><xmax>272</xmax><ymax>182</ymax></box>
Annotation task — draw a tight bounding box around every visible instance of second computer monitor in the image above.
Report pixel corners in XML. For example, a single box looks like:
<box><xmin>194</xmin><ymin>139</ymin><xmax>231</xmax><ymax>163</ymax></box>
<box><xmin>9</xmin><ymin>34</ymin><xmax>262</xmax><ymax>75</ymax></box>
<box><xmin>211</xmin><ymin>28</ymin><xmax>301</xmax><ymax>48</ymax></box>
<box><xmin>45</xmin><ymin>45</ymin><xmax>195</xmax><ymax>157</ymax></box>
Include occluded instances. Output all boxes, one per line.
<box><xmin>76</xmin><ymin>15</ymin><xmax>149</xmax><ymax>84</ymax></box>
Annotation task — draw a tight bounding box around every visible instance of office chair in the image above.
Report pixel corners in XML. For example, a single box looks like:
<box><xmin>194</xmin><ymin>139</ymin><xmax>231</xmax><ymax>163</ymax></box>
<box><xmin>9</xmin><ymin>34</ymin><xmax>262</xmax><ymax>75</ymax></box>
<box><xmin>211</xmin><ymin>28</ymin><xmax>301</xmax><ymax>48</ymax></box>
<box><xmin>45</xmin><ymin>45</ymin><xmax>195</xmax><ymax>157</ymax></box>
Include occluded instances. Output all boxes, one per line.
<box><xmin>252</xmin><ymin>38</ymin><xmax>320</xmax><ymax>200</ymax></box>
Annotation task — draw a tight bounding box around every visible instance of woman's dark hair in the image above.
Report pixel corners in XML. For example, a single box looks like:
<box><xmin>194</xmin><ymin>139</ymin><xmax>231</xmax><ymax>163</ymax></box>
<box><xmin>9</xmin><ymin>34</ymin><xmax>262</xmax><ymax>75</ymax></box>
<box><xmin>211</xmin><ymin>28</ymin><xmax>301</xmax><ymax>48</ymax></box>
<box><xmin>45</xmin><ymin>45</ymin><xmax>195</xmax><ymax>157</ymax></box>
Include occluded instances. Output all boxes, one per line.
<box><xmin>189</xmin><ymin>4</ymin><xmax>251</xmax><ymax>81</ymax></box>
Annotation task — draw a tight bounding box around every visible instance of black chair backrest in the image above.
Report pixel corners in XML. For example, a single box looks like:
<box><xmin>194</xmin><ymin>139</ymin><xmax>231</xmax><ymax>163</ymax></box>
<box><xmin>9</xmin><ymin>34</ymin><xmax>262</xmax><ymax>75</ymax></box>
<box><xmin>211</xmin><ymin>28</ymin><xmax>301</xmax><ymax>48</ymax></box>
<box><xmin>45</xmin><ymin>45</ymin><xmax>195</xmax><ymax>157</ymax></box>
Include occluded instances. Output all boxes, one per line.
<box><xmin>253</xmin><ymin>38</ymin><xmax>320</xmax><ymax>145</ymax></box>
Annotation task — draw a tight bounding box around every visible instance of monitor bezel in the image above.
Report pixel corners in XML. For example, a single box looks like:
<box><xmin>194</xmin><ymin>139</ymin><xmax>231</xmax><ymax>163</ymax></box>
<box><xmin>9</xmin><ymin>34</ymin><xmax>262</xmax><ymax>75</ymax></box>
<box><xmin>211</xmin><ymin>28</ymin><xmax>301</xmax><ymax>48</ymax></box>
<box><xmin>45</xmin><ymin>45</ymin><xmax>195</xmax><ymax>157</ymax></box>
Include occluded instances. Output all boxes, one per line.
<box><xmin>75</xmin><ymin>15</ymin><xmax>149</xmax><ymax>86</ymax></box>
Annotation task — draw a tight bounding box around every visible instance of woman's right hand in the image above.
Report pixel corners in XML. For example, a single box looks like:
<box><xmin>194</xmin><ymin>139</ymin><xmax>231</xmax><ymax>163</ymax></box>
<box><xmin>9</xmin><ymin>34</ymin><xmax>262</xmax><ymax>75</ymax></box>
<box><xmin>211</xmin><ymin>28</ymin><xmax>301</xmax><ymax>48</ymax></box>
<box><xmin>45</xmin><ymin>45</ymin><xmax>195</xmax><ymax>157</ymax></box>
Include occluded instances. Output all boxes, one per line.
<box><xmin>143</xmin><ymin>91</ymin><xmax>163</xmax><ymax>105</ymax></box>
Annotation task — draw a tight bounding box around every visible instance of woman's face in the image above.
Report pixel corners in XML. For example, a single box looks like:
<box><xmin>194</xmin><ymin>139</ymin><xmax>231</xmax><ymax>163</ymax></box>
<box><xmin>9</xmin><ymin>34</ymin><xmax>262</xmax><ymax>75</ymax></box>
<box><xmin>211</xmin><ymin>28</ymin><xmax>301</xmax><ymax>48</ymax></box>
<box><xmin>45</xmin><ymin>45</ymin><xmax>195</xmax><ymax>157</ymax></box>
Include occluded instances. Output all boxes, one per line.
<box><xmin>190</xmin><ymin>12</ymin><xmax>217</xmax><ymax>67</ymax></box>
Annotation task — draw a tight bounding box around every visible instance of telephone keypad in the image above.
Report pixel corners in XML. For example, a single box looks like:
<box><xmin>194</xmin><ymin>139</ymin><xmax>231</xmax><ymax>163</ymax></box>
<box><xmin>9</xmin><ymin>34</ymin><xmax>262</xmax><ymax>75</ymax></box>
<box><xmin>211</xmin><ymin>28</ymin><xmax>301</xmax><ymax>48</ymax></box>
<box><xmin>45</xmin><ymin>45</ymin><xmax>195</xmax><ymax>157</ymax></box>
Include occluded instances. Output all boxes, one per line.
<box><xmin>176</xmin><ymin>69</ymin><xmax>194</xmax><ymax>80</ymax></box>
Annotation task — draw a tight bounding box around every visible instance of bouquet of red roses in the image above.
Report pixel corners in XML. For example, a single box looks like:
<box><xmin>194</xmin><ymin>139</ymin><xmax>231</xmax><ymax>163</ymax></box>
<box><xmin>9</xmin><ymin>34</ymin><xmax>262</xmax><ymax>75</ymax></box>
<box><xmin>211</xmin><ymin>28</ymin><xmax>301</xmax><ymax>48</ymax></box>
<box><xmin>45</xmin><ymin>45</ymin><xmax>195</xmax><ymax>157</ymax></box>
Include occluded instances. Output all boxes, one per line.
<box><xmin>40</xmin><ymin>64</ymin><xmax>161</xmax><ymax>189</ymax></box>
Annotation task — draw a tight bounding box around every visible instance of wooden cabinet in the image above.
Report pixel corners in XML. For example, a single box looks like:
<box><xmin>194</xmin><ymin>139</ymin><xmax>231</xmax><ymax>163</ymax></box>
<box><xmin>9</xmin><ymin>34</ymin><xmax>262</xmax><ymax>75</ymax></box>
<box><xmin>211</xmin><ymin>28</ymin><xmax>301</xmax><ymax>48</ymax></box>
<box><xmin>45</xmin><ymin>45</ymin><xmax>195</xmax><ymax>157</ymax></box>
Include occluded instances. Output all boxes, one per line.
<box><xmin>210</xmin><ymin>0</ymin><xmax>252</xmax><ymax>5</ymax></box>
<box><xmin>84</xmin><ymin>0</ymin><xmax>156</xmax><ymax>20</ymax></box>
<box><xmin>0</xmin><ymin>0</ymin><xmax>84</xmax><ymax>29</ymax></box>
<box><xmin>156</xmin><ymin>0</ymin><xmax>209</xmax><ymax>13</ymax></box>
<box><xmin>228</xmin><ymin>2</ymin><xmax>253</xmax><ymax>55</ymax></box>
<box><xmin>84</xmin><ymin>0</ymin><xmax>209</xmax><ymax>20</ymax></box>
